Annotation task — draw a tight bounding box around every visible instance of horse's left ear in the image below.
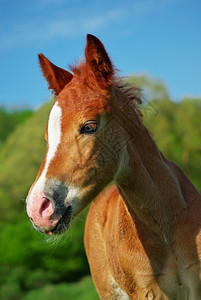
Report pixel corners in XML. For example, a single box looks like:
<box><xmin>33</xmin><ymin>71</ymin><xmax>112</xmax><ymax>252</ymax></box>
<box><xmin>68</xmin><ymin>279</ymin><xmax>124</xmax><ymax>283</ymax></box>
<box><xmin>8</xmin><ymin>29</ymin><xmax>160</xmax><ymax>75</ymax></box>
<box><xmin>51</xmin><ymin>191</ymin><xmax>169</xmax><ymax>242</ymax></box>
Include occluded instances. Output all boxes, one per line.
<box><xmin>38</xmin><ymin>53</ymin><xmax>73</xmax><ymax>95</ymax></box>
<box><xmin>85</xmin><ymin>34</ymin><xmax>114</xmax><ymax>89</ymax></box>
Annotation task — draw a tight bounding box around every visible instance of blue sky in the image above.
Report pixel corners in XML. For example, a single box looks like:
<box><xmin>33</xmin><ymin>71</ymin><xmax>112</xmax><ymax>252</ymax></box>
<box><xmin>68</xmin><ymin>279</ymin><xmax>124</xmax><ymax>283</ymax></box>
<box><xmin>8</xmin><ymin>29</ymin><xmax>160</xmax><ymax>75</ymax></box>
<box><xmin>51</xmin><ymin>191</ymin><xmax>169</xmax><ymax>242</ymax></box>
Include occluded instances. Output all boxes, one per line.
<box><xmin>0</xmin><ymin>0</ymin><xmax>201</xmax><ymax>109</ymax></box>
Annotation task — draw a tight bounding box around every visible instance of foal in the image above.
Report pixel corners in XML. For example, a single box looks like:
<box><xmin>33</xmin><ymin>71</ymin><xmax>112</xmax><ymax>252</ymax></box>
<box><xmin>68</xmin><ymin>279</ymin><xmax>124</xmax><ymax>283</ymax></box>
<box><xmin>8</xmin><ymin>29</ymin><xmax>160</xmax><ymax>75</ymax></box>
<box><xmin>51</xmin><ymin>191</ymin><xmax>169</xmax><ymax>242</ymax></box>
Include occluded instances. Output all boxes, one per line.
<box><xmin>26</xmin><ymin>34</ymin><xmax>201</xmax><ymax>299</ymax></box>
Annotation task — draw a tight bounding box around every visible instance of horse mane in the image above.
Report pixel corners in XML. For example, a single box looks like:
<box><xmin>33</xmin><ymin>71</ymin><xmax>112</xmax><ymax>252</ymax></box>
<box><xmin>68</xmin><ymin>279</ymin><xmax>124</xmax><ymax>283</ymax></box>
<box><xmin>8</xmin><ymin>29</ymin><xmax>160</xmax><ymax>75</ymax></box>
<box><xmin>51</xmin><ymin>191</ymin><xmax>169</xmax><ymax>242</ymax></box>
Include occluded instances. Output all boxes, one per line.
<box><xmin>114</xmin><ymin>76</ymin><xmax>143</xmax><ymax>118</ymax></box>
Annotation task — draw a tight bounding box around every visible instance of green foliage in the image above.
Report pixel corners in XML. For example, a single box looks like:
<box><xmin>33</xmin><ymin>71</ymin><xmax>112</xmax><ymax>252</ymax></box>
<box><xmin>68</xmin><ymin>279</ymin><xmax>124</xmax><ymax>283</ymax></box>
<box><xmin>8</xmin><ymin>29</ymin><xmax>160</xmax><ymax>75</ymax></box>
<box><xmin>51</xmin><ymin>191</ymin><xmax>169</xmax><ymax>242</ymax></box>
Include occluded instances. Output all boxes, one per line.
<box><xmin>127</xmin><ymin>74</ymin><xmax>170</xmax><ymax>101</ymax></box>
<box><xmin>0</xmin><ymin>213</ymin><xmax>91</xmax><ymax>299</ymax></box>
<box><xmin>144</xmin><ymin>97</ymin><xmax>201</xmax><ymax>191</ymax></box>
<box><xmin>0</xmin><ymin>106</ymin><xmax>33</xmax><ymax>150</ymax></box>
<box><xmin>0</xmin><ymin>74</ymin><xmax>200</xmax><ymax>299</ymax></box>
<box><xmin>0</xmin><ymin>274</ymin><xmax>98</xmax><ymax>300</ymax></box>
<box><xmin>0</xmin><ymin>99</ymin><xmax>95</xmax><ymax>299</ymax></box>
<box><xmin>0</xmin><ymin>102</ymin><xmax>52</xmax><ymax>222</ymax></box>
<box><xmin>0</xmin><ymin>213</ymin><xmax>90</xmax><ymax>281</ymax></box>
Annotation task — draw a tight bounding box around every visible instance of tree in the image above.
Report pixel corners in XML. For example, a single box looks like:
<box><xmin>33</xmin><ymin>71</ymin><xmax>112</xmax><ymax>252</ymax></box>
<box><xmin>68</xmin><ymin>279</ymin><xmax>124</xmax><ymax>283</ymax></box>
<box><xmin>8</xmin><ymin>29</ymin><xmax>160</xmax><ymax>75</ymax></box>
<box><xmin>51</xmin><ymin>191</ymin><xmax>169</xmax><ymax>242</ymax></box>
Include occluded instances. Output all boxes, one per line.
<box><xmin>0</xmin><ymin>106</ymin><xmax>33</xmax><ymax>150</ymax></box>
<box><xmin>0</xmin><ymin>102</ymin><xmax>51</xmax><ymax>222</ymax></box>
<box><xmin>144</xmin><ymin>97</ymin><xmax>201</xmax><ymax>192</ymax></box>
<box><xmin>0</xmin><ymin>75</ymin><xmax>200</xmax><ymax>300</ymax></box>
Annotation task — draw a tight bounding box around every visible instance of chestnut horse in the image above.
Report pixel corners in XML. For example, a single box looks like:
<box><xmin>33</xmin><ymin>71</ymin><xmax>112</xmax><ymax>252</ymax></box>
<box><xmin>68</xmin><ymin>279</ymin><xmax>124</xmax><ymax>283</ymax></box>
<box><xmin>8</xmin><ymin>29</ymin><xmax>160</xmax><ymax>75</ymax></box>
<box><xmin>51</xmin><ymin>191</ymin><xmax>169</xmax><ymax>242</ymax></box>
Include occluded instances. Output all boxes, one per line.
<box><xmin>26</xmin><ymin>35</ymin><xmax>201</xmax><ymax>299</ymax></box>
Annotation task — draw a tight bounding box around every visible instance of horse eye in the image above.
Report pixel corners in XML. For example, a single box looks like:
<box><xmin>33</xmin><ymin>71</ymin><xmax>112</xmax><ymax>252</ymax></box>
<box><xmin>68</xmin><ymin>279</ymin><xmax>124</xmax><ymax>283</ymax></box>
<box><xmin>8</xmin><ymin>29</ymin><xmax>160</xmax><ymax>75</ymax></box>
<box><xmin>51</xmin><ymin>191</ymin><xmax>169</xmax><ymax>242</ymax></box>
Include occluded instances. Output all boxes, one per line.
<box><xmin>80</xmin><ymin>121</ymin><xmax>98</xmax><ymax>135</ymax></box>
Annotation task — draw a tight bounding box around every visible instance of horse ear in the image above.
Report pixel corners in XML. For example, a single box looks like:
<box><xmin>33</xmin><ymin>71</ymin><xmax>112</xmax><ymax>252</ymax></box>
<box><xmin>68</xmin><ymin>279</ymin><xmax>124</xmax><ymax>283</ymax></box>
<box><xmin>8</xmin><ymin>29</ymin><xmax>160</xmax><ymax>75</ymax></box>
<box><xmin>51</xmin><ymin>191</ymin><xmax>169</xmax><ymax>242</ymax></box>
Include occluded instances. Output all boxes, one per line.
<box><xmin>38</xmin><ymin>53</ymin><xmax>73</xmax><ymax>95</ymax></box>
<box><xmin>85</xmin><ymin>34</ymin><xmax>114</xmax><ymax>89</ymax></box>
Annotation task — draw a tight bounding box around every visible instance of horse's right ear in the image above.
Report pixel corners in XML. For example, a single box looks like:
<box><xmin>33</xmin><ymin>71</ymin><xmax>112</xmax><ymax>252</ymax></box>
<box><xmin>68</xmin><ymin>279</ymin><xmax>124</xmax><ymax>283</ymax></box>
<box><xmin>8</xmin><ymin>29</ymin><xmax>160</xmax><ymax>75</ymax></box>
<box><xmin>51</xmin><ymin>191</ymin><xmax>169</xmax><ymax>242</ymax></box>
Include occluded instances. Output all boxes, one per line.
<box><xmin>85</xmin><ymin>34</ymin><xmax>114</xmax><ymax>89</ymax></box>
<box><xmin>38</xmin><ymin>54</ymin><xmax>73</xmax><ymax>96</ymax></box>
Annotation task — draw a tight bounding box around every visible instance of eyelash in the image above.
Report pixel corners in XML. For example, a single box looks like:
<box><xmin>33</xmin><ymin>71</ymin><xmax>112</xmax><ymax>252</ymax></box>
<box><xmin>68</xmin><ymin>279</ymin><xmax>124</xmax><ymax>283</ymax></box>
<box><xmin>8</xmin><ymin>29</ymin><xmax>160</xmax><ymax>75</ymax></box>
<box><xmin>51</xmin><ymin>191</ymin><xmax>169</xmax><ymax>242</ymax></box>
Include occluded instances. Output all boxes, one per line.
<box><xmin>80</xmin><ymin>121</ymin><xmax>98</xmax><ymax>135</ymax></box>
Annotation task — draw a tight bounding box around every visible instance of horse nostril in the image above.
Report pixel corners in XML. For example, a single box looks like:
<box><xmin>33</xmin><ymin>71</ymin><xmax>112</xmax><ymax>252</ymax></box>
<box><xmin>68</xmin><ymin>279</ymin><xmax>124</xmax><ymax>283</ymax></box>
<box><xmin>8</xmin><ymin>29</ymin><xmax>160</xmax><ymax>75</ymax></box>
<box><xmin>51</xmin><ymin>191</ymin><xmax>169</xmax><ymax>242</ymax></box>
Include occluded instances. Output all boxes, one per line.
<box><xmin>40</xmin><ymin>197</ymin><xmax>50</xmax><ymax>212</ymax></box>
<box><xmin>39</xmin><ymin>197</ymin><xmax>54</xmax><ymax>219</ymax></box>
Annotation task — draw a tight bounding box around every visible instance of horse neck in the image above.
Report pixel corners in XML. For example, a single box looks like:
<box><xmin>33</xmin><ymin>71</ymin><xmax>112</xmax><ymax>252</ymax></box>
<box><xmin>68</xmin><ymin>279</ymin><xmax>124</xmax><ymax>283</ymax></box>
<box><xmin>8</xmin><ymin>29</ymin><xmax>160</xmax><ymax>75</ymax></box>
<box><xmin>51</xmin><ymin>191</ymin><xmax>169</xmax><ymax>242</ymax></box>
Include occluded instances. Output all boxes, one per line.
<box><xmin>115</xmin><ymin>121</ymin><xmax>189</xmax><ymax>246</ymax></box>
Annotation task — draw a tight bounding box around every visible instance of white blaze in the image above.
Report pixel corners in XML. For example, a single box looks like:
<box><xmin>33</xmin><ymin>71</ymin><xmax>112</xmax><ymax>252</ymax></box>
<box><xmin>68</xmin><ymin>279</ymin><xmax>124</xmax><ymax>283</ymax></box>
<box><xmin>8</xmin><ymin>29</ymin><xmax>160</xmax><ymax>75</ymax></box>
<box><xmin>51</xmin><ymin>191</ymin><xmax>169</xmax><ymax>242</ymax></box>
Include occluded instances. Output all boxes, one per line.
<box><xmin>27</xmin><ymin>101</ymin><xmax>62</xmax><ymax>204</ymax></box>
<box><xmin>44</xmin><ymin>101</ymin><xmax>62</xmax><ymax>175</ymax></box>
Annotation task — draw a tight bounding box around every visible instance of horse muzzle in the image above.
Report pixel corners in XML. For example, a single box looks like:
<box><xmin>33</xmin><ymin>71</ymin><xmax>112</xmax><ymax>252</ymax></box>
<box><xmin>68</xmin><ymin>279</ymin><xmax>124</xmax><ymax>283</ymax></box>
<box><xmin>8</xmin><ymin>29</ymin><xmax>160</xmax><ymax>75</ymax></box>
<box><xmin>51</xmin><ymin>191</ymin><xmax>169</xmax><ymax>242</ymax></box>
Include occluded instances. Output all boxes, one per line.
<box><xmin>26</xmin><ymin>180</ymin><xmax>73</xmax><ymax>235</ymax></box>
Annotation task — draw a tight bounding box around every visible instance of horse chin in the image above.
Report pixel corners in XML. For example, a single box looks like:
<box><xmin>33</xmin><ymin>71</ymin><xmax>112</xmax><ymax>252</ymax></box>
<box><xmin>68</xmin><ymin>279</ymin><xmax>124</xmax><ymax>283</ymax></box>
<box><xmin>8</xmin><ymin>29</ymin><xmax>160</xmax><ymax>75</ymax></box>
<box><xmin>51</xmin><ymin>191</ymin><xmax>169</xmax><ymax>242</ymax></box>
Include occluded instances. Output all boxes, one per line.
<box><xmin>47</xmin><ymin>205</ymin><xmax>73</xmax><ymax>235</ymax></box>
